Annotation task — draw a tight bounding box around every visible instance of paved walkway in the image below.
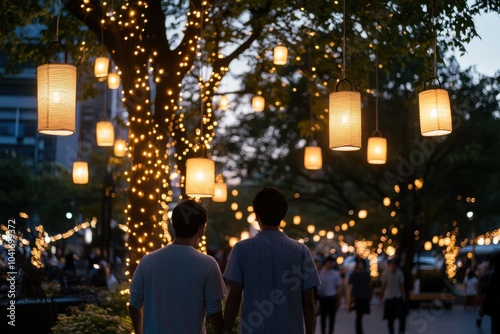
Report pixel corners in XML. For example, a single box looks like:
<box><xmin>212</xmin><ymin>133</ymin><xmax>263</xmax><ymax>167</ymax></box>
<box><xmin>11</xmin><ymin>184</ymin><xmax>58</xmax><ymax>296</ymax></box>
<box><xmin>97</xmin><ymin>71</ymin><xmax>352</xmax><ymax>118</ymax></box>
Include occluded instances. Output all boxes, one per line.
<box><xmin>314</xmin><ymin>302</ymin><xmax>492</xmax><ymax>334</ymax></box>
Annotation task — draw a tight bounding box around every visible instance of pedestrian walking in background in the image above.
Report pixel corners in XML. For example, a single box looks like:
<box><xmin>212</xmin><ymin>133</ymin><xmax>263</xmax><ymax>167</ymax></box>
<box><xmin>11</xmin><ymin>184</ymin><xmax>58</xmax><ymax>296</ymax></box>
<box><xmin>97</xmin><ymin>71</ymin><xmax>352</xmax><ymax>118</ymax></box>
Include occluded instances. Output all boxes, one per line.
<box><xmin>380</xmin><ymin>258</ymin><xmax>406</xmax><ymax>334</ymax></box>
<box><xmin>223</xmin><ymin>186</ymin><xmax>320</xmax><ymax>334</ymax></box>
<box><xmin>463</xmin><ymin>270</ymin><xmax>479</xmax><ymax>309</ymax></box>
<box><xmin>317</xmin><ymin>256</ymin><xmax>343</xmax><ymax>334</ymax></box>
<box><xmin>347</xmin><ymin>259</ymin><xmax>372</xmax><ymax>334</ymax></box>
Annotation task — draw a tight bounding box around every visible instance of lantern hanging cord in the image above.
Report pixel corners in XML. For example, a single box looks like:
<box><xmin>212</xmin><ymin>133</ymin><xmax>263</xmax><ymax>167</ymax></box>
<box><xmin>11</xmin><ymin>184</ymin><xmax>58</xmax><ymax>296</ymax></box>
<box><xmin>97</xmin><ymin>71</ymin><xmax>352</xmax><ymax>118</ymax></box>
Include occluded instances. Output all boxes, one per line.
<box><xmin>308</xmin><ymin>45</ymin><xmax>314</xmax><ymax>143</ymax></box>
<box><xmin>373</xmin><ymin>47</ymin><xmax>381</xmax><ymax>137</ymax></box>
<box><xmin>198</xmin><ymin>2</ymin><xmax>205</xmax><ymax>151</ymax></box>
<box><xmin>55</xmin><ymin>0</ymin><xmax>61</xmax><ymax>42</ymax></box>
<box><xmin>431</xmin><ymin>0</ymin><xmax>437</xmax><ymax>78</ymax></box>
<box><xmin>341</xmin><ymin>0</ymin><xmax>346</xmax><ymax>80</ymax></box>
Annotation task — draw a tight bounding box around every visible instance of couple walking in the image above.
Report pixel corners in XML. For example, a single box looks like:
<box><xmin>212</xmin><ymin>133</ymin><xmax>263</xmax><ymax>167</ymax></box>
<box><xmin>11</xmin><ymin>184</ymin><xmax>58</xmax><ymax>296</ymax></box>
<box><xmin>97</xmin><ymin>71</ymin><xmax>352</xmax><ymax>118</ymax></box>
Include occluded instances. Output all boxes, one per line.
<box><xmin>128</xmin><ymin>186</ymin><xmax>321</xmax><ymax>334</ymax></box>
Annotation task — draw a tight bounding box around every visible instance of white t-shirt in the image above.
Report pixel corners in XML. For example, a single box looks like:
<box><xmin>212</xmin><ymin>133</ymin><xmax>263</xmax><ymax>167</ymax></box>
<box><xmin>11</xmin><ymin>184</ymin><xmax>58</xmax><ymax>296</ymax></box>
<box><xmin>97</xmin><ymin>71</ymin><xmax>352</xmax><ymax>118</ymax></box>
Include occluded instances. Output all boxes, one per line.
<box><xmin>381</xmin><ymin>268</ymin><xmax>404</xmax><ymax>299</ymax></box>
<box><xmin>317</xmin><ymin>268</ymin><xmax>342</xmax><ymax>297</ymax></box>
<box><xmin>464</xmin><ymin>276</ymin><xmax>478</xmax><ymax>296</ymax></box>
<box><xmin>129</xmin><ymin>244</ymin><xmax>226</xmax><ymax>334</ymax></box>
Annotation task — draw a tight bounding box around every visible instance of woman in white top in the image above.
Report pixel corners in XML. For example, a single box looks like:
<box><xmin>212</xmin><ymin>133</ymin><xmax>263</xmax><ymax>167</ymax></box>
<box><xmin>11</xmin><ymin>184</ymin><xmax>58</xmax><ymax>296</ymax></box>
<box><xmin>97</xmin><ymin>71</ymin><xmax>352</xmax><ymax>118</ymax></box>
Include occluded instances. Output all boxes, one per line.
<box><xmin>464</xmin><ymin>270</ymin><xmax>479</xmax><ymax>309</ymax></box>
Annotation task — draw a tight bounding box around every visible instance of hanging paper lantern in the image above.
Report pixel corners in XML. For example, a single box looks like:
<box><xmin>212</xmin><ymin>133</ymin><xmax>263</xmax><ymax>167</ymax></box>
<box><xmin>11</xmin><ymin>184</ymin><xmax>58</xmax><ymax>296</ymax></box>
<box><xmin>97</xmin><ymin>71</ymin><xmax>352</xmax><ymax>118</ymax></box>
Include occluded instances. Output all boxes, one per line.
<box><xmin>418</xmin><ymin>86</ymin><xmax>452</xmax><ymax>136</ymax></box>
<box><xmin>367</xmin><ymin>136</ymin><xmax>387</xmax><ymax>164</ymax></box>
<box><xmin>273</xmin><ymin>45</ymin><xmax>288</xmax><ymax>65</ymax></box>
<box><xmin>219</xmin><ymin>95</ymin><xmax>229</xmax><ymax>110</ymax></box>
<box><xmin>114</xmin><ymin>138</ymin><xmax>127</xmax><ymax>157</ymax></box>
<box><xmin>213</xmin><ymin>182</ymin><xmax>228</xmax><ymax>202</ymax></box>
<box><xmin>185</xmin><ymin>158</ymin><xmax>215</xmax><ymax>198</ymax></box>
<box><xmin>72</xmin><ymin>161</ymin><xmax>89</xmax><ymax>184</ymax></box>
<box><xmin>94</xmin><ymin>56</ymin><xmax>109</xmax><ymax>78</ymax></box>
<box><xmin>37</xmin><ymin>61</ymin><xmax>76</xmax><ymax>135</ymax></box>
<box><xmin>96</xmin><ymin>120</ymin><xmax>114</xmax><ymax>146</ymax></box>
<box><xmin>304</xmin><ymin>146</ymin><xmax>322</xmax><ymax>170</ymax></box>
<box><xmin>252</xmin><ymin>95</ymin><xmax>265</xmax><ymax>112</ymax></box>
<box><xmin>107</xmin><ymin>73</ymin><xmax>120</xmax><ymax>89</ymax></box>
<box><xmin>329</xmin><ymin>79</ymin><xmax>362</xmax><ymax>151</ymax></box>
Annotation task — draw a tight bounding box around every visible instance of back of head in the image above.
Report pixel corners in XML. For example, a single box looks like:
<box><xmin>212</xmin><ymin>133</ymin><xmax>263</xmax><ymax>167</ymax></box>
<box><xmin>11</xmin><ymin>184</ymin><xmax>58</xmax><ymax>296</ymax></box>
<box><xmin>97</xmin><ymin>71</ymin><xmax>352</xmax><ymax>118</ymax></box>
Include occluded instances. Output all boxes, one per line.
<box><xmin>252</xmin><ymin>186</ymin><xmax>288</xmax><ymax>226</ymax></box>
<box><xmin>172</xmin><ymin>200</ymin><xmax>207</xmax><ymax>238</ymax></box>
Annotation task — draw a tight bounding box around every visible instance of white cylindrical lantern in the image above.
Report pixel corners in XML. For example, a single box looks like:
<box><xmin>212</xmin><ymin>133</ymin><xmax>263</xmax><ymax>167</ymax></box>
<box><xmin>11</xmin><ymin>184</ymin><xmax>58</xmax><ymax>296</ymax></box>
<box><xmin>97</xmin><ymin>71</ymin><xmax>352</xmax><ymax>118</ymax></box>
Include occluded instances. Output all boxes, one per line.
<box><xmin>186</xmin><ymin>158</ymin><xmax>215</xmax><ymax>198</ymax></box>
<box><xmin>96</xmin><ymin>120</ymin><xmax>115</xmax><ymax>146</ymax></box>
<box><xmin>213</xmin><ymin>182</ymin><xmax>228</xmax><ymax>202</ymax></box>
<box><xmin>252</xmin><ymin>95</ymin><xmax>265</xmax><ymax>112</ymax></box>
<box><xmin>418</xmin><ymin>88</ymin><xmax>452</xmax><ymax>136</ymax></box>
<box><xmin>37</xmin><ymin>63</ymin><xmax>77</xmax><ymax>136</ymax></box>
<box><xmin>367</xmin><ymin>136</ymin><xmax>387</xmax><ymax>164</ymax></box>
<box><xmin>304</xmin><ymin>146</ymin><xmax>322</xmax><ymax>170</ymax></box>
<box><xmin>329</xmin><ymin>81</ymin><xmax>362</xmax><ymax>151</ymax></box>
<box><xmin>114</xmin><ymin>138</ymin><xmax>127</xmax><ymax>157</ymax></box>
<box><xmin>94</xmin><ymin>56</ymin><xmax>109</xmax><ymax>78</ymax></box>
<box><xmin>273</xmin><ymin>45</ymin><xmax>288</xmax><ymax>65</ymax></box>
<box><xmin>73</xmin><ymin>161</ymin><xmax>89</xmax><ymax>184</ymax></box>
<box><xmin>107</xmin><ymin>73</ymin><xmax>120</xmax><ymax>89</ymax></box>
<box><xmin>219</xmin><ymin>95</ymin><xmax>229</xmax><ymax>110</ymax></box>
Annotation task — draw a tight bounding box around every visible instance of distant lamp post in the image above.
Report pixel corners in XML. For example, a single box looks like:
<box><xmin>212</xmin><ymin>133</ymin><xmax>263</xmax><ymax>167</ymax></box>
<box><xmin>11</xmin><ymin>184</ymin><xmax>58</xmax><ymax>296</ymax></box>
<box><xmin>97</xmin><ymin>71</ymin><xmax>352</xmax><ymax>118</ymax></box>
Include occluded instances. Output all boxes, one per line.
<box><xmin>96</xmin><ymin>120</ymin><xmax>115</xmax><ymax>146</ymax></box>
<box><xmin>252</xmin><ymin>95</ymin><xmax>265</xmax><ymax>112</ymax></box>
<box><xmin>72</xmin><ymin>161</ymin><xmax>89</xmax><ymax>184</ymax></box>
<box><xmin>273</xmin><ymin>45</ymin><xmax>288</xmax><ymax>65</ymax></box>
<box><xmin>185</xmin><ymin>158</ymin><xmax>215</xmax><ymax>198</ymax></box>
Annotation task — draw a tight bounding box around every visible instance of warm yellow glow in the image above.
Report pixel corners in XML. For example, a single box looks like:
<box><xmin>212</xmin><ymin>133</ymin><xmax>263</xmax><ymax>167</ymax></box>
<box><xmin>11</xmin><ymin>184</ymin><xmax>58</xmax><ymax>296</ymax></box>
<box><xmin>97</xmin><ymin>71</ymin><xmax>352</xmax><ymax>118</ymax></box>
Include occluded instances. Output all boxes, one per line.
<box><xmin>418</xmin><ymin>88</ymin><xmax>452</xmax><ymax>136</ymax></box>
<box><xmin>341</xmin><ymin>223</ymin><xmax>348</xmax><ymax>231</ymax></box>
<box><xmin>72</xmin><ymin>161</ymin><xmax>89</xmax><ymax>184</ymax></box>
<box><xmin>319</xmin><ymin>230</ymin><xmax>326</xmax><ymax>237</ymax></box>
<box><xmin>367</xmin><ymin>137</ymin><xmax>387</xmax><ymax>164</ymax></box>
<box><xmin>185</xmin><ymin>158</ymin><xmax>215</xmax><ymax>198</ymax></box>
<box><xmin>252</xmin><ymin>95</ymin><xmax>265</xmax><ymax>112</ymax></box>
<box><xmin>37</xmin><ymin>63</ymin><xmax>76</xmax><ymax>136</ymax></box>
<box><xmin>94</xmin><ymin>56</ymin><xmax>110</xmax><ymax>78</ymax></box>
<box><xmin>213</xmin><ymin>174</ymin><xmax>227</xmax><ymax>202</ymax></box>
<box><xmin>304</xmin><ymin>146</ymin><xmax>322</xmax><ymax>170</ymax></box>
<box><xmin>307</xmin><ymin>225</ymin><xmax>315</xmax><ymax>234</ymax></box>
<box><xmin>247</xmin><ymin>212</ymin><xmax>256</xmax><ymax>224</ymax></box>
<box><xmin>391</xmin><ymin>227</ymin><xmax>398</xmax><ymax>235</ymax></box>
<box><xmin>386</xmin><ymin>246</ymin><xmax>396</xmax><ymax>257</ymax></box>
<box><xmin>336</xmin><ymin>256</ymin><xmax>344</xmax><ymax>265</ymax></box>
<box><xmin>114</xmin><ymin>138</ymin><xmax>127</xmax><ymax>157</ymax></box>
<box><xmin>273</xmin><ymin>45</ymin><xmax>288</xmax><ymax>65</ymax></box>
<box><xmin>383</xmin><ymin>197</ymin><xmax>391</xmax><ymax>206</ymax></box>
<box><xmin>293</xmin><ymin>215</ymin><xmax>301</xmax><ymax>225</ymax></box>
<box><xmin>229</xmin><ymin>237</ymin><xmax>238</xmax><ymax>248</ymax></box>
<box><xmin>326</xmin><ymin>231</ymin><xmax>334</xmax><ymax>239</ymax></box>
<box><xmin>313</xmin><ymin>235</ymin><xmax>320</xmax><ymax>242</ymax></box>
<box><xmin>231</xmin><ymin>202</ymin><xmax>238</xmax><ymax>211</ymax></box>
<box><xmin>219</xmin><ymin>95</ymin><xmax>229</xmax><ymax>110</ymax></box>
<box><xmin>358</xmin><ymin>210</ymin><xmax>368</xmax><ymax>219</ymax></box>
<box><xmin>108</xmin><ymin>73</ymin><xmax>121</xmax><ymax>89</ymax></box>
<box><xmin>424</xmin><ymin>241</ymin><xmax>432</xmax><ymax>251</ymax></box>
<box><xmin>329</xmin><ymin>90</ymin><xmax>362</xmax><ymax>151</ymax></box>
<box><xmin>414</xmin><ymin>178</ymin><xmax>424</xmax><ymax>190</ymax></box>
<box><xmin>235</xmin><ymin>211</ymin><xmax>243</xmax><ymax>220</ymax></box>
<box><xmin>240</xmin><ymin>230</ymin><xmax>250</xmax><ymax>240</ymax></box>
<box><xmin>432</xmin><ymin>235</ymin><xmax>439</xmax><ymax>244</ymax></box>
<box><xmin>96</xmin><ymin>120</ymin><xmax>115</xmax><ymax>146</ymax></box>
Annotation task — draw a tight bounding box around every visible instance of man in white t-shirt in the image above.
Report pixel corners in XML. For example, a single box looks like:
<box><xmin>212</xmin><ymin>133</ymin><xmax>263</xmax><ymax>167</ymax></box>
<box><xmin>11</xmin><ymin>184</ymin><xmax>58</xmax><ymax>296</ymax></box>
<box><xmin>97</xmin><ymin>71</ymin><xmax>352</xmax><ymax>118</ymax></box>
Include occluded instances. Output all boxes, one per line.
<box><xmin>380</xmin><ymin>259</ymin><xmax>406</xmax><ymax>334</ymax></box>
<box><xmin>317</xmin><ymin>257</ymin><xmax>342</xmax><ymax>334</ymax></box>
<box><xmin>129</xmin><ymin>200</ymin><xmax>226</xmax><ymax>334</ymax></box>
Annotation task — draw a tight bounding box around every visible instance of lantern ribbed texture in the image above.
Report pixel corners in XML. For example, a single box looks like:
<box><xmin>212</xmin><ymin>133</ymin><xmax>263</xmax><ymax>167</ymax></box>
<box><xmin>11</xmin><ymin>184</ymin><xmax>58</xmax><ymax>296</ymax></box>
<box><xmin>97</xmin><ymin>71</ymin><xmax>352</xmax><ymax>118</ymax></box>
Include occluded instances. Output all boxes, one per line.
<box><xmin>37</xmin><ymin>63</ymin><xmax>76</xmax><ymax>136</ymax></box>
<box><xmin>108</xmin><ymin>73</ymin><xmax>121</xmax><ymax>89</ymax></box>
<box><xmin>367</xmin><ymin>137</ymin><xmax>387</xmax><ymax>164</ymax></box>
<box><xmin>329</xmin><ymin>90</ymin><xmax>362</xmax><ymax>151</ymax></box>
<box><xmin>94</xmin><ymin>57</ymin><xmax>109</xmax><ymax>78</ymax></box>
<box><xmin>252</xmin><ymin>96</ymin><xmax>265</xmax><ymax>112</ymax></box>
<box><xmin>273</xmin><ymin>46</ymin><xmax>288</xmax><ymax>65</ymax></box>
<box><xmin>186</xmin><ymin>158</ymin><xmax>215</xmax><ymax>198</ymax></box>
<box><xmin>213</xmin><ymin>182</ymin><xmax>228</xmax><ymax>202</ymax></box>
<box><xmin>96</xmin><ymin>121</ymin><xmax>115</xmax><ymax>146</ymax></box>
<box><xmin>219</xmin><ymin>95</ymin><xmax>229</xmax><ymax>110</ymax></box>
<box><xmin>304</xmin><ymin>146</ymin><xmax>322</xmax><ymax>170</ymax></box>
<box><xmin>73</xmin><ymin>161</ymin><xmax>89</xmax><ymax>184</ymax></box>
<box><xmin>114</xmin><ymin>138</ymin><xmax>127</xmax><ymax>157</ymax></box>
<box><xmin>418</xmin><ymin>88</ymin><xmax>452</xmax><ymax>136</ymax></box>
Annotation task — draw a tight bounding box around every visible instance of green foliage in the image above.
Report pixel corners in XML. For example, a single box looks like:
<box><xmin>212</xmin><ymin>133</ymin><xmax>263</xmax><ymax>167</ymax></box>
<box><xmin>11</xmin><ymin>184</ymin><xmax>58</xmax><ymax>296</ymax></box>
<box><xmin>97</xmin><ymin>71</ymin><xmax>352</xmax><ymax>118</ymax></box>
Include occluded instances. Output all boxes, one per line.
<box><xmin>51</xmin><ymin>303</ymin><xmax>133</xmax><ymax>334</ymax></box>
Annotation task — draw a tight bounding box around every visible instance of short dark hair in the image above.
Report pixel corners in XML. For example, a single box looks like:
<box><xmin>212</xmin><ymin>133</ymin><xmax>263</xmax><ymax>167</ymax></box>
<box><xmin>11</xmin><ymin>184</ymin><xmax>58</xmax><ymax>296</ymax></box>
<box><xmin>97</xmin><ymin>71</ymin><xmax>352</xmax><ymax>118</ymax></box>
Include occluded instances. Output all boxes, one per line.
<box><xmin>172</xmin><ymin>200</ymin><xmax>207</xmax><ymax>238</ymax></box>
<box><xmin>252</xmin><ymin>186</ymin><xmax>288</xmax><ymax>226</ymax></box>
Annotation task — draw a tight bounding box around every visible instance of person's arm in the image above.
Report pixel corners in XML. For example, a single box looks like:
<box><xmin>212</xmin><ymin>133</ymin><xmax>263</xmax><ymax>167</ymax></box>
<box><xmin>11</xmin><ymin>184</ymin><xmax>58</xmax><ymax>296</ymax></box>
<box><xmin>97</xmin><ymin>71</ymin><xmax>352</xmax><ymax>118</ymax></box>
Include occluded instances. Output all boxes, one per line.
<box><xmin>128</xmin><ymin>305</ymin><xmax>143</xmax><ymax>334</ymax></box>
<box><xmin>208</xmin><ymin>311</ymin><xmax>224</xmax><ymax>334</ymax></box>
<box><xmin>223</xmin><ymin>281</ymin><xmax>243</xmax><ymax>334</ymax></box>
<box><xmin>302</xmin><ymin>287</ymin><xmax>316</xmax><ymax>334</ymax></box>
